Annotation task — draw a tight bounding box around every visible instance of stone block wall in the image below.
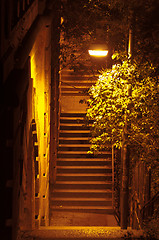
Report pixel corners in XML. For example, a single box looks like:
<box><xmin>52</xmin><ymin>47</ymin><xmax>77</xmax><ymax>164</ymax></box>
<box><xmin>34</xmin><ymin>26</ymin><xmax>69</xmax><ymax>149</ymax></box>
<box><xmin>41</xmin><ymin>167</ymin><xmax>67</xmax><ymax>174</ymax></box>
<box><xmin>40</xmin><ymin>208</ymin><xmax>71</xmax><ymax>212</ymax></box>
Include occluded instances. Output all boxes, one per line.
<box><xmin>0</xmin><ymin>1</ymin><xmax>53</xmax><ymax>239</ymax></box>
<box><xmin>29</xmin><ymin>21</ymin><xmax>51</xmax><ymax>228</ymax></box>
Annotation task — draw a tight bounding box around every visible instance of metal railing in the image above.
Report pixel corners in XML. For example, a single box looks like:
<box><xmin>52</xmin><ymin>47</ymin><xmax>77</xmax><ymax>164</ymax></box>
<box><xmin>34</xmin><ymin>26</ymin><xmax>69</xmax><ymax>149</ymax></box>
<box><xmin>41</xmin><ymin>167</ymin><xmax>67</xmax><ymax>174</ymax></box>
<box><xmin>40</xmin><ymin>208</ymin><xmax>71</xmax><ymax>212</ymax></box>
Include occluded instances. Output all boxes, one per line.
<box><xmin>130</xmin><ymin>163</ymin><xmax>152</xmax><ymax>229</ymax></box>
<box><xmin>112</xmin><ymin>145</ymin><xmax>121</xmax><ymax>224</ymax></box>
<box><xmin>141</xmin><ymin>191</ymin><xmax>159</xmax><ymax>222</ymax></box>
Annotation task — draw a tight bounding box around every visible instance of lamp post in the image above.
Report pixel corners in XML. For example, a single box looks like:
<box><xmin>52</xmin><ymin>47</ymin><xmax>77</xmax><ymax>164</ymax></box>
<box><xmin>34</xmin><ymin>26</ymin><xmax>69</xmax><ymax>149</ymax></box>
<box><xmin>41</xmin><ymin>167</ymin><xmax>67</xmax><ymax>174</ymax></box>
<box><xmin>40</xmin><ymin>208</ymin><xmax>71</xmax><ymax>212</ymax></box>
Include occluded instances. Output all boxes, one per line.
<box><xmin>88</xmin><ymin>27</ymin><xmax>133</xmax><ymax>229</ymax></box>
<box><xmin>120</xmin><ymin>27</ymin><xmax>133</xmax><ymax>229</ymax></box>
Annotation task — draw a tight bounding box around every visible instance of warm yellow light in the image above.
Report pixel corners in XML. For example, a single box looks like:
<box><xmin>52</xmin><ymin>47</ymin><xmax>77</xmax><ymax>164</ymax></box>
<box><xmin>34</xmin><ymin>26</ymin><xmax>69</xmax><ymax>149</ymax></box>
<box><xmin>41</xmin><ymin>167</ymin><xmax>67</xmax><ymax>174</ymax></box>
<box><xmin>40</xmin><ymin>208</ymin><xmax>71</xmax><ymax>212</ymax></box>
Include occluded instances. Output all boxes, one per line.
<box><xmin>88</xmin><ymin>49</ymin><xmax>108</xmax><ymax>57</ymax></box>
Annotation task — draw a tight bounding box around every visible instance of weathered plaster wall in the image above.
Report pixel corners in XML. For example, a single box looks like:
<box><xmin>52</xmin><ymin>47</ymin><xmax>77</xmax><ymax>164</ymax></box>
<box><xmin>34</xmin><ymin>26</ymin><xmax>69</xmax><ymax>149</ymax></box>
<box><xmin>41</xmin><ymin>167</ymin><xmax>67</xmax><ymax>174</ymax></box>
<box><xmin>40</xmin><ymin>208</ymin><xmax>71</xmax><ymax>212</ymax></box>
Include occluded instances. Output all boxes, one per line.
<box><xmin>29</xmin><ymin>22</ymin><xmax>51</xmax><ymax>228</ymax></box>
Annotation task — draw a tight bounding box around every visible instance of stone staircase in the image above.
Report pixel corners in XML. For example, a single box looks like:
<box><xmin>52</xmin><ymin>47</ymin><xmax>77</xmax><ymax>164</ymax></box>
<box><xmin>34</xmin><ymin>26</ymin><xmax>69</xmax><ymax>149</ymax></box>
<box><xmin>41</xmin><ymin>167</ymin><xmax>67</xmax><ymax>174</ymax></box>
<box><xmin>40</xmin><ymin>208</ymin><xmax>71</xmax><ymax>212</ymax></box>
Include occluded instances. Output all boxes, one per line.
<box><xmin>60</xmin><ymin>68</ymin><xmax>97</xmax><ymax>113</ymax></box>
<box><xmin>60</xmin><ymin>69</ymin><xmax>96</xmax><ymax>96</ymax></box>
<box><xmin>26</xmin><ymin>71</ymin><xmax>146</xmax><ymax>239</ymax></box>
<box><xmin>50</xmin><ymin>112</ymin><xmax>114</xmax><ymax>216</ymax></box>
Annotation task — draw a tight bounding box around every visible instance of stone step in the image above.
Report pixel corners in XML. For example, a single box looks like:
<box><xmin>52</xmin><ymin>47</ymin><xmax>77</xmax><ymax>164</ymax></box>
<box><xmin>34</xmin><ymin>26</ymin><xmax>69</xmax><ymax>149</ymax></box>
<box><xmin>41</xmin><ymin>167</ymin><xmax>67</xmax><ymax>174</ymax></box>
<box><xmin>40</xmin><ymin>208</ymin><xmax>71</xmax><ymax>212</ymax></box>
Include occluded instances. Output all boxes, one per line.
<box><xmin>51</xmin><ymin>198</ymin><xmax>112</xmax><ymax>207</ymax></box>
<box><xmin>59</xmin><ymin>139</ymin><xmax>90</xmax><ymax>144</ymax></box>
<box><xmin>60</xmin><ymin>113</ymin><xmax>86</xmax><ymax>118</ymax></box>
<box><xmin>58</xmin><ymin>146</ymin><xmax>91</xmax><ymax>151</ymax></box>
<box><xmin>60</xmin><ymin>117</ymin><xmax>88</xmax><ymax>122</ymax></box>
<box><xmin>60</xmin><ymin>118</ymin><xmax>92</xmax><ymax>124</ymax></box>
<box><xmin>61</xmin><ymin>76</ymin><xmax>95</xmax><ymax>81</ymax></box>
<box><xmin>61</xmin><ymin>92</ymin><xmax>89</xmax><ymax>96</ymax></box>
<box><xmin>60</xmin><ymin>129</ymin><xmax>90</xmax><ymax>133</ymax></box>
<box><xmin>61</xmin><ymin>81</ymin><xmax>96</xmax><ymax>86</ymax></box>
<box><xmin>51</xmin><ymin>189</ymin><xmax>112</xmax><ymax>198</ymax></box>
<box><xmin>56</xmin><ymin>174</ymin><xmax>112</xmax><ymax>182</ymax></box>
<box><xmin>58</xmin><ymin>148</ymin><xmax>111</xmax><ymax>155</ymax></box>
<box><xmin>61</xmin><ymin>87</ymin><xmax>89</xmax><ymax>92</ymax></box>
<box><xmin>60</xmin><ymin>116</ymin><xmax>86</xmax><ymax>120</ymax></box>
<box><xmin>54</xmin><ymin>181</ymin><xmax>112</xmax><ymax>190</ymax></box>
<box><xmin>61</xmin><ymin>75</ymin><xmax>95</xmax><ymax>79</ymax></box>
<box><xmin>59</xmin><ymin>137</ymin><xmax>90</xmax><ymax>142</ymax></box>
<box><xmin>60</xmin><ymin>125</ymin><xmax>90</xmax><ymax>130</ymax></box>
<box><xmin>60</xmin><ymin>122</ymin><xmax>89</xmax><ymax>127</ymax></box>
<box><xmin>57</xmin><ymin>166</ymin><xmax>112</xmax><ymax>174</ymax></box>
<box><xmin>57</xmin><ymin>159</ymin><xmax>112</xmax><ymax>167</ymax></box>
<box><xmin>57</xmin><ymin>152</ymin><xmax>111</xmax><ymax>159</ymax></box>
<box><xmin>61</xmin><ymin>76</ymin><xmax>95</xmax><ymax>80</ymax></box>
<box><xmin>59</xmin><ymin>132</ymin><xmax>91</xmax><ymax>138</ymax></box>
<box><xmin>61</xmin><ymin>85</ymin><xmax>90</xmax><ymax>89</ymax></box>
<box><xmin>51</xmin><ymin>205</ymin><xmax>114</xmax><ymax>214</ymax></box>
<box><xmin>59</xmin><ymin>143</ymin><xmax>91</xmax><ymax>147</ymax></box>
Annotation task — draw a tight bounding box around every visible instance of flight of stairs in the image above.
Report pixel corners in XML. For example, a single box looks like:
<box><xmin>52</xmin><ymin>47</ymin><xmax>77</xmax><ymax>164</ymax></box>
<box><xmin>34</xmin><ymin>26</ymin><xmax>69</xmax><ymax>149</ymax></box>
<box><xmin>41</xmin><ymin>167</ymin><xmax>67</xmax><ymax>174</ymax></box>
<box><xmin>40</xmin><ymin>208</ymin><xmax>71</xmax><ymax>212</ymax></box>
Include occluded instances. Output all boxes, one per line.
<box><xmin>60</xmin><ymin>69</ymin><xmax>96</xmax><ymax>96</ymax></box>
<box><xmin>50</xmin><ymin>112</ymin><xmax>114</xmax><ymax>214</ymax></box>
<box><xmin>60</xmin><ymin>68</ymin><xmax>98</xmax><ymax>113</ymax></box>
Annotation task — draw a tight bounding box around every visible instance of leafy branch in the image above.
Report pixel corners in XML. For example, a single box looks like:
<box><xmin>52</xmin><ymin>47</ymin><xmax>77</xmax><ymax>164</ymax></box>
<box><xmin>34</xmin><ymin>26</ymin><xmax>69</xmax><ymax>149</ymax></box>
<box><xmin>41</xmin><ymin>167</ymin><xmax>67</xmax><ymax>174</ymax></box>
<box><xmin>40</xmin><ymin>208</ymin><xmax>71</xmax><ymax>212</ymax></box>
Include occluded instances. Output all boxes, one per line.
<box><xmin>86</xmin><ymin>54</ymin><xmax>159</xmax><ymax>172</ymax></box>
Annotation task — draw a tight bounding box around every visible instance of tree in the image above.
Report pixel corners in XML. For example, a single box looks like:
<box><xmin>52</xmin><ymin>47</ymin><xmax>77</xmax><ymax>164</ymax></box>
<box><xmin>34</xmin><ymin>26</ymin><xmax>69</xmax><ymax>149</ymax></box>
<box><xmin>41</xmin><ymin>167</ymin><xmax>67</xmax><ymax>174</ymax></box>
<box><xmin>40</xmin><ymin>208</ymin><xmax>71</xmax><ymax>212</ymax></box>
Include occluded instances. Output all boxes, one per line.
<box><xmin>60</xmin><ymin>0</ymin><xmax>159</xmax><ymax>69</ymax></box>
<box><xmin>86</xmin><ymin>54</ymin><xmax>159</xmax><ymax>192</ymax></box>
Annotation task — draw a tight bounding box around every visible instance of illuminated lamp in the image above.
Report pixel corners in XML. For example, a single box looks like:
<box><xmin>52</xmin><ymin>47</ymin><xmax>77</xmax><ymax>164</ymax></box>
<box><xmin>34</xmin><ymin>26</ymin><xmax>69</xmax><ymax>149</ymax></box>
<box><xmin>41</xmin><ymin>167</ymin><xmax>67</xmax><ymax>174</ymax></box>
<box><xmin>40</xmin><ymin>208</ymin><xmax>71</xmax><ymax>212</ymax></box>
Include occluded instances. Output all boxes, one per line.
<box><xmin>88</xmin><ymin>43</ymin><xmax>108</xmax><ymax>57</ymax></box>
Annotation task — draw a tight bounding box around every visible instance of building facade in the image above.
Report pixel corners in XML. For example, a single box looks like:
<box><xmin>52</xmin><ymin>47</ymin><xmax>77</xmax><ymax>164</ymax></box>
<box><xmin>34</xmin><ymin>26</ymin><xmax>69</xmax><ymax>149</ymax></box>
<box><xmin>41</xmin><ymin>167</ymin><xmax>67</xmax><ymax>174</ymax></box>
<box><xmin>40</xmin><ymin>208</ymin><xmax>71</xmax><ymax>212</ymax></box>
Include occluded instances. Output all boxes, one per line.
<box><xmin>0</xmin><ymin>0</ymin><xmax>60</xmax><ymax>239</ymax></box>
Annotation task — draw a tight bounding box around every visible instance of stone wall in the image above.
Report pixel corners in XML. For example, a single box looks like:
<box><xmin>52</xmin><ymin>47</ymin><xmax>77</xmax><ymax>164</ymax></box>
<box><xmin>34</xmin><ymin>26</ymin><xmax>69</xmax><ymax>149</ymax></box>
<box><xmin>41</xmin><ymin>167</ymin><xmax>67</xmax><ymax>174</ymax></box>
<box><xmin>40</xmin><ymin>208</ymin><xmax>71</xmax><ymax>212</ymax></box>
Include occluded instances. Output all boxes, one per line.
<box><xmin>29</xmin><ymin>23</ymin><xmax>51</xmax><ymax>227</ymax></box>
<box><xmin>0</xmin><ymin>1</ymin><xmax>53</xmax><ymax>239</ymax></box>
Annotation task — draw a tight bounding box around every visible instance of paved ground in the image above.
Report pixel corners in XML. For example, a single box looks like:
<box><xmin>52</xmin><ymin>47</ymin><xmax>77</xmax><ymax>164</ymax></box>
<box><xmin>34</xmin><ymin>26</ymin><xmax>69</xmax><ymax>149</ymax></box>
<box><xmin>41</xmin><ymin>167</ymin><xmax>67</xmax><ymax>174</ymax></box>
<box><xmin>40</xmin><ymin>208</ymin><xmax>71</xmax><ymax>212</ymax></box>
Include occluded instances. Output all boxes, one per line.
<box><xmin>21</xmin><ymin>213</ymin><xmax>145</xmax><ymax>240</ymax></box>
<box><xmin>24</xmin><ymin>226</ymin><xmax>145</xmax><ymax>240</ymax></box>
<box><xmin>50</xmin><ymin>211</ymin><xmax>118</xmax><ymax>226</ymax></box>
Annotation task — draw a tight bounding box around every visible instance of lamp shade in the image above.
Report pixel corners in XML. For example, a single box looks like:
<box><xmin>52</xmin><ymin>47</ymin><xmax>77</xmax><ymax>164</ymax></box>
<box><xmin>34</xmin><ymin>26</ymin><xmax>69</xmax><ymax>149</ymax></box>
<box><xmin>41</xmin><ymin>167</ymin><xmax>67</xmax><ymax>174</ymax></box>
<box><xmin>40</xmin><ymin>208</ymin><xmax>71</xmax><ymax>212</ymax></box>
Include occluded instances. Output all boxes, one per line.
<box><xmin>88</xmin><ymin>43</ymin><xmax>108</xmax><ymax>57</ymax></box>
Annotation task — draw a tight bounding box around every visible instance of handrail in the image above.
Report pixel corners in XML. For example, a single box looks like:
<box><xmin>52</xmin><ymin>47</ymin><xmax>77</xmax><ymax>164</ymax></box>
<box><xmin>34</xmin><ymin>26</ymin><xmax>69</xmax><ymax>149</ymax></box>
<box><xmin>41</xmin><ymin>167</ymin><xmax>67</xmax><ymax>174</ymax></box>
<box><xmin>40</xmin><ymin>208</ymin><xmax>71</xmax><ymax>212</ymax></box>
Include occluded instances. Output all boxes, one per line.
<box><xmin>111</xmin><ymin>145</ymin><xmax>120</xmax><ymax>224</ymax></box>
<box><xmin>139</xmin><ymin>190</ymin><xmax>159</xmax><ymax>225</ymax></box>
<box><xmin>140</xmin><ymin>191</ymin><xmax>159</xmax><ymax>214</ymax></box>
<box><xmin>112</xmin><ymin>145</ymin><xmax>115</xmax><ymax>208</ymax></box>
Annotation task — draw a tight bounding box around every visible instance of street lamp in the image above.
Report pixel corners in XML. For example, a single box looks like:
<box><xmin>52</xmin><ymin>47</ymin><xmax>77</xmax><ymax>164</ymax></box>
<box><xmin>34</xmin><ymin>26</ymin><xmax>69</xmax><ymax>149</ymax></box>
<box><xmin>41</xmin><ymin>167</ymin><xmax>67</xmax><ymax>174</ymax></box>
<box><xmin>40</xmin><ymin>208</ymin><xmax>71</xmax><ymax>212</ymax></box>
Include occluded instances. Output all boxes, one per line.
<box><xmin>88</xmin><ymin>29</ymin><xmax>133</xmax><ymax>230</ymax></box>
<box><xmin>88</xmin><ymin>43</ymin><xmax>108</xmax><ymax>57</ymax></box>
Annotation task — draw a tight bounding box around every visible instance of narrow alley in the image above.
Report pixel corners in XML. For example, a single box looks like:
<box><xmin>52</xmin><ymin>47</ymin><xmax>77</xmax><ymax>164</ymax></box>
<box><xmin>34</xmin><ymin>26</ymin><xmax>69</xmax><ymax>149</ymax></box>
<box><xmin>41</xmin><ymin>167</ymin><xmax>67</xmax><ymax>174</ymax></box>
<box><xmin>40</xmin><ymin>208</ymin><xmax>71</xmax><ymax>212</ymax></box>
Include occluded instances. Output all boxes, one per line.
<box><xmin>49</xmin><ymin>68</ymin><xmax>118</xmax><ymax>227</ymax></box>
<box><xmin>1</xmin><ymin>1</ymin><xmax>158</xmax><ymax>240</ymax></box>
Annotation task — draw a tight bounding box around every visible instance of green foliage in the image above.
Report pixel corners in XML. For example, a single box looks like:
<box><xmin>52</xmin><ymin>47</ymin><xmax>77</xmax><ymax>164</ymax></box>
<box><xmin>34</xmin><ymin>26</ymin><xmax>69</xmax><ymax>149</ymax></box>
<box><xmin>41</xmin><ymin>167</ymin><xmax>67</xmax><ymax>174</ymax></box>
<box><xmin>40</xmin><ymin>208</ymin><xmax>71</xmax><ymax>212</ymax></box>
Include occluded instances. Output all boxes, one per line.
<box><xmin>60</xmin><ymin>0</ymin><xmax>105</xmax><ymax>70</ymax></box>
<box><xmin>60</xmin><ymin>0</ymin><xmax>159</xmax><ymax>70</ymax></box>
<box><xmin>86</xmin><ymin>55</ymin><xmax>159</xmax><ymax>172</ymax></box>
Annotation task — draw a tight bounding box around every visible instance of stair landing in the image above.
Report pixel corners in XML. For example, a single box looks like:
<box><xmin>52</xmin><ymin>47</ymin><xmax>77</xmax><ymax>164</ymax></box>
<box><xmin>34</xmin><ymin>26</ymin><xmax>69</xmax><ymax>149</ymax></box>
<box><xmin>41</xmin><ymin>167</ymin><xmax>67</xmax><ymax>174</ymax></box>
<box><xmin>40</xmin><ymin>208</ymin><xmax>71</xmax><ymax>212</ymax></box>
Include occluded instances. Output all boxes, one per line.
<box><xmin>50</xmin><ymin>211</ymin><xmax>118</xmax><ymax>226</ymax></box>
<box><xmin>22</xmin><ymin>227</ymin><xmax>144</xmax><ymax>240</ymax></box>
